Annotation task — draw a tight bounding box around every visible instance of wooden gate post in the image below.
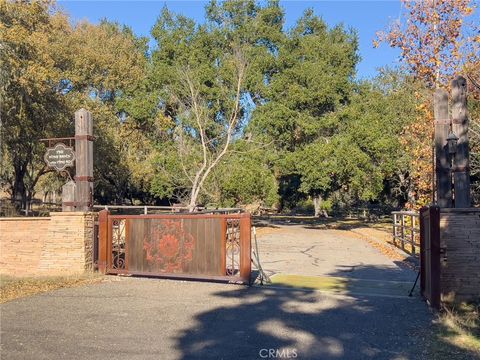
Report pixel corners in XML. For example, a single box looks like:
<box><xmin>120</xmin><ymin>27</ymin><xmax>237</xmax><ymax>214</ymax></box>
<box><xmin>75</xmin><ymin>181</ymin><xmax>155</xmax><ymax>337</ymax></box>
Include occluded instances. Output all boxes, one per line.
<box><xmin>420</xmin><ymin>206</ymin><xmax>441</xmax><ymax>309</ymax></box>
<box><xmin>74</xmin><ymin>109</ymin><xmax>94</xmax><ymax>211</ymax></box>
<box><xmin>419</xmin><ymin>207</ymin><xmax>427</xmax><ymax>297</ymax></box>
<box><xmin>97</xmin><ymin>209</ymin><xmax>109</xmax><ymax>274</ymax></box>
<box><xmin>451</xmin><ymin>76</ymin><xmax>471</xmax><ymax>208</ymax></box>
<box><xmin>429</xmin><ymin>206</ymin><xmax>441</xmax><ymax>309</ymax></box>
<box><xmin>434</xmin><ymin>89</ymin><xmax>452</xmax><ymax>207</ymax></box>
<box><xmin>239</xmin><ymin>214</ymin><xmax>252</xmax><ymax>284</ymax></box>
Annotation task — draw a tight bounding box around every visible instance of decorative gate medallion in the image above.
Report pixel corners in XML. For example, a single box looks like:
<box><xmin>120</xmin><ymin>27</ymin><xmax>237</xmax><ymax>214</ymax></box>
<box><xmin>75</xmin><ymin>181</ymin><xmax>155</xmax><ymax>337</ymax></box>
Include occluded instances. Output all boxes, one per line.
<box><xmin>143</xmin><ymin>220</ymin><xmax>195</xmax><ymax>272</ymax></box>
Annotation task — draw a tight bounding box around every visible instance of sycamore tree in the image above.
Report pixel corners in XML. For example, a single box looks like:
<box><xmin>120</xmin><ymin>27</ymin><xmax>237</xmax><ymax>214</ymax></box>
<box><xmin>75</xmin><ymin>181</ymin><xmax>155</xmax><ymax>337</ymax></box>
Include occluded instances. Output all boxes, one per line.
<box><xmin>375</xmin><ymin>0</ymin><xmax>479</xmax><ymax>208</ymax></box>
<box><xmin>211</xmin><ymin>140</ymin><xmax>278</xmax><ymax>208</ymax></box>
<box><xmin>374</xmin><ymin>0</ymin><xmax>477</xmax><ymax>88</ymax></box>
<box><xmin>140</xmin><ymin>1</ymin><xmax>284</xmax><ymax>210</ymax></box>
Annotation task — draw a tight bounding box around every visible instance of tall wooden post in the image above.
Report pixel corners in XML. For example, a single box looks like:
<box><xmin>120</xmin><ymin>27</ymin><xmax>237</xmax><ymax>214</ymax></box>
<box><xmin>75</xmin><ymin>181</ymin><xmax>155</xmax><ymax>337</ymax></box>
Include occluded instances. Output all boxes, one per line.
<box><xmin>451</xmin><ymin>76</ymin><xmax>471</xmax><ymax>208</ymax></box>
<box><xmin>75</xmin><ymin>109</ymin><xmax>94</xmax><ymax>211</ymax></box>
<box><xmin>434</xmin><ymin>89</ymin><xmax>452</xmax><ymax>207</ymax></box>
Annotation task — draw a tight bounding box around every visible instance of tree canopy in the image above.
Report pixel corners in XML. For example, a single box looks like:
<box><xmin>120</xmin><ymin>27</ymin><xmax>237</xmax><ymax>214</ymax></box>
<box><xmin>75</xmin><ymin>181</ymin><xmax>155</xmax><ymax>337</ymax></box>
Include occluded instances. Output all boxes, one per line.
<box><xmin>1</xmin><ymin>0</ymin><xmax>479</xmax><ymax>214</ymax></box>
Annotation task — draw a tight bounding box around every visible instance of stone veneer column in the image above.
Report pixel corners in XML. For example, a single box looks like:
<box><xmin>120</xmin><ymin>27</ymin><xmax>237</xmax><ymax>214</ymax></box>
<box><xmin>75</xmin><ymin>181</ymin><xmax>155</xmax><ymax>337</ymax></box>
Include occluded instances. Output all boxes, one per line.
<box><xmin>37</xmin><ymin>212</ymin><xmax>95</xmax><ymax>274</ymax></box>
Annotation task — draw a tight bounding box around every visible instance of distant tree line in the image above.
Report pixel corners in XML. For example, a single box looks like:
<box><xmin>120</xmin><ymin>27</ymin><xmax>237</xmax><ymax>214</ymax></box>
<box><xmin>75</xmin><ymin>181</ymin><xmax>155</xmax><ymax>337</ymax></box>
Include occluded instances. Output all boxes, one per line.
<box><xmin>1</xmin><ymin>0</ymin><xmax>479</xmax><ymax>214</ymax></box>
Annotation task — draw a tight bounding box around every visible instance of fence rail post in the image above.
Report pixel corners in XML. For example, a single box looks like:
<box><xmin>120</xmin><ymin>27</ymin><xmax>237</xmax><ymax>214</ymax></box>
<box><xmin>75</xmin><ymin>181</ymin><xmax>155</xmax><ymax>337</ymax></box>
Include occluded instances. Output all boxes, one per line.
<box><xmin>393</xmin><ymin>213</ymin><xmax>397</xmax><ymax>246</ymax></box>
<box><xmin>401</xmin><ymin>214</ymin><xmax>405</xmax><ymax>250</ymax></box>
<box><xmin>391</xmin><ymin>211</ymin><xmax>420</xmax><ymax>255</ymax></box>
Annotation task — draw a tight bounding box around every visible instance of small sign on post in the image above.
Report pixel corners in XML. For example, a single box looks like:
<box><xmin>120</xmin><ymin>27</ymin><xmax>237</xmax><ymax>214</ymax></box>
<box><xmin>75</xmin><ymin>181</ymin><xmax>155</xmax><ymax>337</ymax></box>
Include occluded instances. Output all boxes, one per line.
<box><xmin>41</xmin><ymin>108</ymin><xmax>94</xmax><ymax>212</ymax></box>
<box><xmin>44</xmin><ymin>143</ymin><xmax>76</xmax><ymax>171</ymax></box>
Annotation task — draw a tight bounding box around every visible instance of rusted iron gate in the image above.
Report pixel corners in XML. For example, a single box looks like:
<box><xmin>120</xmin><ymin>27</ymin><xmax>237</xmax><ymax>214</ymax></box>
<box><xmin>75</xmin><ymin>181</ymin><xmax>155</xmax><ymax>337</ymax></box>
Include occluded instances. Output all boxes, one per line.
<box><xmin>391</xmin><ymin>211</ymin><xmax>420</xmax><ymax>254</ymax></box>
<box><xmin>419</xmin><ymin>206</ymin><xmax>440</xmax><ymax>309</ymax></box>
<box><xmin>97</xmin><ymin>210</ymin><xmax>251</xmax><ymax>284</ymax></box>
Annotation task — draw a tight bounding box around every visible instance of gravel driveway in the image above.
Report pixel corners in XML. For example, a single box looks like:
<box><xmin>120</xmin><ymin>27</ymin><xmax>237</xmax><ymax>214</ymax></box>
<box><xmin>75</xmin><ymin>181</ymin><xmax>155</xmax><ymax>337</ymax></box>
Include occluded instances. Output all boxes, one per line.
<box><xmin>1</xmin><ymin>225</ymin><xmax>470</xmax><ymax>359</ymax></box>
<box><xmin>256</xmin><ymin>225</ymin><xmax>416</xmax><ymax>282</ymax></box>
<box><xmin>2</xmin><ymin>277</ymin><xmax>439</xmax><ymax>360</ymax></box>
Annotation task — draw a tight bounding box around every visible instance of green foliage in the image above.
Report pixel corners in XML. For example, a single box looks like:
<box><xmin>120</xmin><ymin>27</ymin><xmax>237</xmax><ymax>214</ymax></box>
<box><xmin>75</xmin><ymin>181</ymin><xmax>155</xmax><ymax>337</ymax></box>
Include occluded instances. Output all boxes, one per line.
<box><xmin>250</xmin><ymin>10</ymin><xmax>358</xmax><ymax>151</ymax></box>
<box><xmin>0</xmin><ymin>0</ymin><xmax>151</xmax><ymax>207</ymax></box>
<box><xmin>0</xmin><ymin>0</ymin><xmax>434</xmax><ymax>213</ymax></box>
<box><xmin>134</xmin><ymin>0</ymin><xmax>287</xmax><ymax>208</ymax></box>
<box><xmin>275</xmin><ymin>69</ymin><xmax>422</xmax><ymax>212</ymax></box>
<box><xmin>0</xmin><ymin>0</ymin><xmax>73</xmax><ymax>207</ymax></box>
<box><xmin>214</xmin><ymin>142</ymin><xmax>278</xmax><ymax>207</ymax></box>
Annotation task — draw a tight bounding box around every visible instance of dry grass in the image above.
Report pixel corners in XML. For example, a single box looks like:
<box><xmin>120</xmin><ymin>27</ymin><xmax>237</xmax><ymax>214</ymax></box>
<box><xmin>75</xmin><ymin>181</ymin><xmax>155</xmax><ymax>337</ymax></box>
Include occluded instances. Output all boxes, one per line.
<box><xmin>339</xmin><ymin>227</ymin><xmax>417</xmax><ymax>270</ymax></box>
<box><xmin>436</xmin><ymin>303</ymin><xmax>480</xmax><ymax>355</ymax></box>
<box><xmin>0</xmin><ymin>273</ymin><xmax>104</xmax><ymax>303</ymax></box>
<box><xmin>254</xmin><ymin>226</ymin><xmax>285</xmax><ymax>237</ymax></box>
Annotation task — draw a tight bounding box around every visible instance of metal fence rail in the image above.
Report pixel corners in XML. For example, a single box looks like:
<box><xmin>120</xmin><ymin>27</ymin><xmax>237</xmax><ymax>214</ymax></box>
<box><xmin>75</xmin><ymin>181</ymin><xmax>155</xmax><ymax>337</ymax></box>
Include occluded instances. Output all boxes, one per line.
<box><xmin>93</xmin><ymin>205</ymin><xmax>243</xmax><ymax>215</ymax></box>
<box><xmin>391</xmin><ymin>211</ymin><xmax>420</xmax><ymax>255</ymax></box>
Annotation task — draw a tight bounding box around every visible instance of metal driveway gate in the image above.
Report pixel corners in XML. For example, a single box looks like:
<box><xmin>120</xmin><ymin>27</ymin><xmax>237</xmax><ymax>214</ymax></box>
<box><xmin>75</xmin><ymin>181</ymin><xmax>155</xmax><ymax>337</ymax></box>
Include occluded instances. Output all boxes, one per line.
<box><xmin>419</xmin><ymin>206</ymin><xmax>440</xmax><ymax>309</ymax></box>
<box><xmin>97</xmin><ymin>210</ymin><xmax>251</xmax><ymax>284</ymax></box>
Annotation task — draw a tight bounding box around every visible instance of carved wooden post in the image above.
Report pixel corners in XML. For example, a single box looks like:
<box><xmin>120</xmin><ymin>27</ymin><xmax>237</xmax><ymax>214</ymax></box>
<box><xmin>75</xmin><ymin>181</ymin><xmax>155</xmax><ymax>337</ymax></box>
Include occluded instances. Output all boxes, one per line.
<box><xmin>62</xmin><ymin>180</ymin><xmax>76</xmax><ymax>211</ymax></box>
<box><xmin>451</xmin><ymin>76</ymin><xmax>471</xmax><ymax>208</ymax></box>
<box><xmin>434</xmin><ymin>89</ymin><xmax>452</xmax><ymax>207</ymax></box>
<box><xmin>75</xmin><ymin>109</ymin><xmax>94</xmax><ymax>211</ymax></box>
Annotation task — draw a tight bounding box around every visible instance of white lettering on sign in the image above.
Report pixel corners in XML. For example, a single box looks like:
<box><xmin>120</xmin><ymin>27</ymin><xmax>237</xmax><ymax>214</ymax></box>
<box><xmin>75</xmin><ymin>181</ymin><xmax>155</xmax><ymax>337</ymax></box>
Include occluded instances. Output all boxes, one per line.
<box><xmin>44</xmin><ymin>143</ymin><xmax>76</xmax><ymax>171</ymax></box>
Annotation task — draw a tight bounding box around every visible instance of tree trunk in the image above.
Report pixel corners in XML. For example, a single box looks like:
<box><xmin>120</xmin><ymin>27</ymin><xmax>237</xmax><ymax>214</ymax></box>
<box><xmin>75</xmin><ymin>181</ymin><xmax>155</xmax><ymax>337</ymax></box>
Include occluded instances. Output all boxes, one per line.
<box><xmin>313</xmin><ymin>195</ymin><xmax>322</xmax><ymax>217</ymax></box>
<box><xmin>12</xmin><ymin>165</ymin><xmax>27</xmax><ymax>211</ymax></box>
<box><xmin>188</xmin><ymin>191</ymin><xmax>198</xmax><ymax>212</ymax></box>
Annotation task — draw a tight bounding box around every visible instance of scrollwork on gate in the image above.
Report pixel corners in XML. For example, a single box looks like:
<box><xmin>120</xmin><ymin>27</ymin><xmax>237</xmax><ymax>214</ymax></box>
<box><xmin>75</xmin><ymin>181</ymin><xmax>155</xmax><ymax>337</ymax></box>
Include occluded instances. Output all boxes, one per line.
<box><xmin>225</xmin><ymin>219</ymin><xmax>241</xmax><ymax>276</ymax></box>
<box><xmin>112</xmin><ymin>219</ymin><xmax>126</xmax><ymax>270</ymax></box>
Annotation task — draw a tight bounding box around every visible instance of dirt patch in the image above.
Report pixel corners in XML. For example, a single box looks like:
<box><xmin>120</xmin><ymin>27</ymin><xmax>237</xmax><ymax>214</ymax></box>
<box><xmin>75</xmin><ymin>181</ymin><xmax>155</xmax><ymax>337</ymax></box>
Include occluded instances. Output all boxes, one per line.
<box><xmin>253</xmin><ymin>225</ymin><xmax>285</xmax><ymax>237</ymax></box>
<box><xmin>0</xmin><ymin>273</ymin><xmax>105</xmax><ymax>303</ymax></box>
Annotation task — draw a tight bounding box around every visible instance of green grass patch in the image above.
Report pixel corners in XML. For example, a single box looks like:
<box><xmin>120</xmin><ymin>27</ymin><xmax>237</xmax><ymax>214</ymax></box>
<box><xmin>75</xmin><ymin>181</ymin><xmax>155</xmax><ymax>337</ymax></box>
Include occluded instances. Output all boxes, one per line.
<box><xmin>270</xmin><ymin>274</ymin><xmax>348</xmax><ymax>292</ymax></box>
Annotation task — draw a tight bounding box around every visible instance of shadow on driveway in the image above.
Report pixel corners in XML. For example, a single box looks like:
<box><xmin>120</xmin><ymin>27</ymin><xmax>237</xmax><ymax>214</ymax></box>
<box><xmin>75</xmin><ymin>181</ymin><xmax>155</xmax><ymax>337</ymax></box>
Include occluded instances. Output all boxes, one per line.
<box><xmin>174</xmin><ymin>266</ymin><xmax>478</xmax><ymax>360</ymax></box>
